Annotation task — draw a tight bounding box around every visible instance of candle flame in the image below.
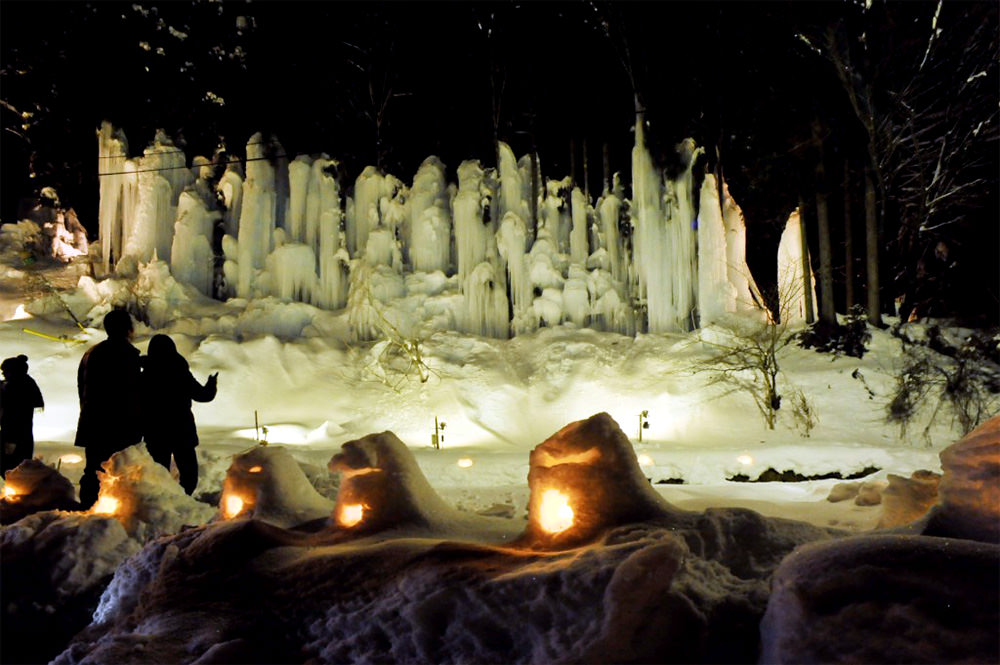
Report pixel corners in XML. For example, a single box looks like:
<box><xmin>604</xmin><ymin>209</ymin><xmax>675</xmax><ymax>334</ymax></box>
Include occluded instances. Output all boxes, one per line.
<box><xmin>3</xmin><ymin>485</ymin><xmax>20</xmax><ymax>499</ymax></box>
<box><xmin>538</xmin><ymin>489</ymin><xmax>574</xmax><ymax>534</ymax></box>
<box><xmin>92</xmin><ymin>496</ymin><xmax>120</xmax><ymax>515</ymax></box>
<box><xmin>338</xmin><ymin>503</ymin><xmax>365</xmax><ymax>528</ymax></box>
<box><xmin>223</xmin><ymin>494</ymin><xmax>245</xmax><ymax>519</ymax></box>
<box><xmin>247</xmin><ymin>465</ymin><xmax>263</xmax><ymax>473</ymax></box>
<box><xmin>59</xmin><ymin>454</ymin><xmax>84</xmax><ymax>464</ymax></box>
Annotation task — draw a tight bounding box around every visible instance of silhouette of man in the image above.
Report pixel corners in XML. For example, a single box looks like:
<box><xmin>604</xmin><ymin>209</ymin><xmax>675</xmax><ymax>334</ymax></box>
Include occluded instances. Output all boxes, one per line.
<box><xmin>75</xmin><ymin>309</ymin><xmax>142</xmax><ymax>508</ymax></box>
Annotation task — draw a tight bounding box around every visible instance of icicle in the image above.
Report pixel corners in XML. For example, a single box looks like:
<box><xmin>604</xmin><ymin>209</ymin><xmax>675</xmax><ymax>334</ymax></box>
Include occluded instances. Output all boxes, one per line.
<box><xmin>497</xmin><ymin>211</ymin><xmax>534</xmax><ymax>335</ymax></box>
<box><xmin>217</xmin><ymin>167</ymin><xmax>243</xmax><ymax>239</ymax></box>
<box><xmin>236</xmin><ymin>133</ymin><xmax>277</xmax><ymax>298</ymax></box>
<box><xmin>721</xmin><ymin>179</ymin><xmax>765</xmax><ymax>312</ymax></box>
<box><xmin>569</xmin><ymin>186</ymin><xmax>589</xmax><ymax>266</ymax></box>
<box><xmin>409</xmin><ymin>157</ymin><xmax>451</xmax><ymax>273</ymax></box>
<box><xmin>463</xmin><ymin>262</ymin><xmax>509</xmax><ymax>338</ymax></box>
<box><xmin>287</xmin><ymin>155</ymin><xmax>312</xmax><ymax>243</ymax></box>
<box><xmin>265</xmin><ymin>243</ymin><xmax>317</xmax><ymax>302</ymax></box>
<box><xmin>97</xmin><ymin>122</ymin><xmax>129</xmax><ymax>273</ymax></box>
<box><xmin>696</xmin><ymin>173</ymin><xmax>735</xmax><ymax>325</ymax></box>
<box><xmin>453</xmin><ymin>160</ymin><xmax>493</xmax><ymax>286</ymax></box>
<box><xmin>170</xmin><ymin>187</ymin><xmax>220</xmax><ymax>296</ymax></box>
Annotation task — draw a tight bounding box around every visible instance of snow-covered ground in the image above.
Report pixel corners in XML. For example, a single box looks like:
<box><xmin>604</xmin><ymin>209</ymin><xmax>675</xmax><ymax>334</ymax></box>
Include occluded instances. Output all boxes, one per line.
<box><xmin>1</xmin><ymin>249</ymin><xmax>996</xmax><ymax>664</ymax></box>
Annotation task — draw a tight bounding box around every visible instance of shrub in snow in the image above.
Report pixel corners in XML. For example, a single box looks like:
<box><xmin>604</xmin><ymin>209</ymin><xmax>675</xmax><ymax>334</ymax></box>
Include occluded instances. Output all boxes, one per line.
<box><xmin>1</xmin><ymin>458</ymin><xmax>80</xmax><ymax>524</ymax></box>
<box><xmin>522</xmin><ymin>412</ymin><xmax>677</xmax><ymax>549</ymax></box>
<box><xmin>94</xmin><ymin>443</ymin><xmax>216</xmax><ymax>540</ymax></box>
<box><xmin>926</xmin><ymin>415</ymin><xmax>1000</xmax><ymax>543</ymax></box>
<box><xmin>219</xmin><ymin>445</ymin><xmax>333</xmax><ymax>528</ymax></box>
<box><xmin>760</xmin><ymin>534</ymin><xmax>999</xmax><ymax>664</ymax></box>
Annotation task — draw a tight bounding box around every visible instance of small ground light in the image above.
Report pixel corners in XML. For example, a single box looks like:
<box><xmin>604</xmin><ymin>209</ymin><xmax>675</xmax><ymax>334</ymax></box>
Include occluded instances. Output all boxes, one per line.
<box><xmin>223</xmin><ymin>495</ymin><xmax>244</xmax><ymax>519</ymax></box>
<box><xmin>457</xmin><ymin>457</ymin><xmax>473</xmax><ymax>468</ymax></box>
<box><xmin>59</xmin><ymin>454</ymin><xmax>83</xmax><ymax>464</ymax></box>
<box><xmin>248</xmin><ymin>465</ymin><xmax>263</xmax><ymax>473</ymax></box>
<box><xmin>92</xmin><ymin>496</ymin><xmax>120</xmax><ymax>515</ymax></box>
<box><xmin>637</xmin><ymin>453</ymin><xmax>654</xmax><ymax>467</ymax></box>
<box><xmin>737</xmin><ymin>454</ymin><xmax>754</xmax><ymax>466</ymax></box>
<box><xmin>3</xmin><ymin>485</ymin><xmax>19</xmax><ymax>498</ymax></box>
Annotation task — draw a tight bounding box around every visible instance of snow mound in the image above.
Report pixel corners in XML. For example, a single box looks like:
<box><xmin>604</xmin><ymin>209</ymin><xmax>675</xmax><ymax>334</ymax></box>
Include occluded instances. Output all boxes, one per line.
<box><xmin>927</xmin><ymin>415</ymin><xmax>1000</xmax><ymax>543</ymax></box>
<box><xmin>329</xmin><ymin>430</ymin><xmax>515</xmax><ymax>539</ymax></box>
<box><xmin>220</xmin><ymin>445</ymin><xmax>334</xmax><ymax>528</ymax></box>
<box><xmin>1</xmin><ymin>458</ymin><xmax>80</xmax><ymax>524</ymax></box>
<box><xmin>95</xmin><ymin>443</ymin><xmax>216</xmax><ymax>540</ymax></box>
<box><xmin>523</xmin><ymin>412</ymin><xmax>678</xmax><ymax>547</ymax></box>
<box><xmin>760</xmin><ymin>534</ymin><xmax>1000</xmax><ymax>664</ymax></box>
<box><xmin>876</xmin><ymin>469</ymin><xmax>940</xmax><ymax>528</ymax></box>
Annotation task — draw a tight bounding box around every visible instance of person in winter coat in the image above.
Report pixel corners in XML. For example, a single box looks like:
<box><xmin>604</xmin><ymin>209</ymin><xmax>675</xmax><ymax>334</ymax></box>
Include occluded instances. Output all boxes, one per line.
<box><xmin>0</xmin><ymin>355</ymin><xmax>44</xmax><ymax>476</ymax></box>
<box><xmin>75</xmin><ymin>309</ymin><xmax>143</xmax><ymax>509</ymax></box>
<box><xmin>142</xmin><ymin>334</ymin><xmax>217</xmax><ymax>495</ymax></box>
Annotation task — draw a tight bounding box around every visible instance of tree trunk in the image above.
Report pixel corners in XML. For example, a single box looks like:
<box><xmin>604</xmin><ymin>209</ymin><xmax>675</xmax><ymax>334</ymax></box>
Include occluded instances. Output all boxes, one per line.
<box><xmin>843</xmin><ymin>159</ymin><xmax>854</xmax><ymax>310</ymax></box>
<box><xmin>798</xmin><ymin>197</ymin><xmax>815</xmax><ymax>325</ymax></box>
<box><xmin>864</xmin><ymin>168</ymin><xmax>882</xmax><ymax>326</ymax></box>
<box><xmin>815</xmin><ymin>152</ymin><xmax>836</xmax><ymax>324</ymax></box>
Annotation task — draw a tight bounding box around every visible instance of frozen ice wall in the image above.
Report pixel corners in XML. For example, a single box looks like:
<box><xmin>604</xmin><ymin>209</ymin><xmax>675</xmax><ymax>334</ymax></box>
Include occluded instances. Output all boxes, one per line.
<box><xmin>170</xmin><ymin>184</ymin><xmax>220</xmax><ymax>297</ymax></box>
<box><xmin>697</xmin><ymin>174</ymin><xmax>735</xmax><ymax>325</ymax></box>
<box><xmin>453</xmin><ymin>160</ymin><xmax>493</xmax><ymax>286</ymax></box>
<box><xmin>570</xmin><ymin>187</ymin><xmax>590</xmax><ymax>266</ymax></box>
<box><xmin>97</xmin><ymin>122</ymin><xmax>130</xmax><ymax>273</ymax></box>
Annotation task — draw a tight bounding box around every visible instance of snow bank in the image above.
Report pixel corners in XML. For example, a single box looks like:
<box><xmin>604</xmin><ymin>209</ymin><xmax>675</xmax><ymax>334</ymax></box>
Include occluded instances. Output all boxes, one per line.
<box><xmin>1</xmin><ymin>458</ymin><xmax>80</xmax><ymax>524</ymax></box>
<box><xmin>760</xmin><ymin>534</ymin><xmax>999</xmax><ymax>664</ymax></box>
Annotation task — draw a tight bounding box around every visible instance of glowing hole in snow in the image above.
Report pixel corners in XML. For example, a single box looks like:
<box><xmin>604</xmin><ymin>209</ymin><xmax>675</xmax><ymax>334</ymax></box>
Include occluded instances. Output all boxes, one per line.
<box><xmin>247</xmin><ymin>465</ymin><xmax>263</xmax><ymax>473</ymax></box>
<box><xmin>457</xmin><ymin>458</ymin><xmax>474</xmax><ymax>468</ymax></box>
<box><xmin>92</xmin><ymin>496</ymin><xmax>119</xmax><ymax>515</ymax></box>
<box><xmin>637</xmin><ymin>453</ymin><xmax>654</xmax><ymax>467</ymax></box>
<box><xmin>737</xmin><ymin>454</ymin><xmax>754</xmax><ymax>466</ymax></box>
<box><xmin>59</xmin><ymin>454</ymin><xmax>83</xmax><ymax>464</ymax></box>
<box><xmin>339</xmin><ymin>503</ymin><xmax>365</xmax><ymax>528</ymax></box>
<box><xmin>538</xmin><ymin>489</ymin><xmax>574</xmax><ymax>534</ymax></box>
<box><xmin>223</xmin><ymin>495</ymin><xmax>244</xmax><ymax>519</ymax></box>
<box><xmin>3</xmin><ymin>485</ymin><xmax>20</xmax><ymax>498</ymax></box>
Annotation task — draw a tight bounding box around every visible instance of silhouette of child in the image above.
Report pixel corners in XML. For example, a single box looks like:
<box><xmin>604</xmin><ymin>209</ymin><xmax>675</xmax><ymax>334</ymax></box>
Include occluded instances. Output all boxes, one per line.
<box><xmin>1</xmin><ymin>355</ymin><xmax>44</xmax><ymax>476</ymax></box>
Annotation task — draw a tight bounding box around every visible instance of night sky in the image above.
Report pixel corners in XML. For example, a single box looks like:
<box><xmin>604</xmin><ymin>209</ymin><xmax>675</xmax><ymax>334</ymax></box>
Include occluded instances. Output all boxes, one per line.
<box><xmin>1</xmin><ymin>1</ymin><xmax>997</xmax><ymax>322</ymax></box>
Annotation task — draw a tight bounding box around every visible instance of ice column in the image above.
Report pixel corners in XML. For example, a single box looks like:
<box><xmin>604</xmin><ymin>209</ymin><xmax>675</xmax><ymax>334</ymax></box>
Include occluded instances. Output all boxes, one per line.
<box><xmin>265</xmin><ymin>235</ymin><xmax>316</xmax><ymax>302</ymax></box>
<box><xmin>777</xmin><ymin>207</ymin><xmax>818</xmax><ymax>325</ymax></box>
<box><xmin>170</xmin><ymin>182</ymin><xmax>220</xmax><ymax>297</ymax></box>
<box><xmin>463</xmin><ymin>262</ymin><xmax>509</xmax><ymax>338</ymax></box>
<box><xmin>569</xmin><ymin>187</ymin><xmax>590</xmax><ymax>266</ymax></box>
<box><xmin>236</xmin><ymin>133</ymin><xmax>277</xmax><ymax>298</ymax></box>
<box><xmin>453</xmin><ymin>160</ymin><xmax>493</xmax><ymax>286</ymax></box>
<box><xmin>408</xmin><ymin>157</ymin><xmax>451</xmax><ymax>273</ymax></box>
<box><xmin>696</xmin><ymin>173</ymin><xmax>735</xmax><ymax>325</ymax></box>
<box><xmin>497</xmin><ymin>211</ymin><xmax>533</xmax><ymax>335</ymax></box>
<box><xmin>217</xmin><ymin>163</ymin><xmax>243</xmax><ymax>239</ymax></box>
<box><xmin>123</xmin><ymin>132</ymin><xmax>192</xmax><ymax>265</ymax></box>
<box><xmin>498</xmin><ymin>142</ymin><xmax>530</xmax><ymax>227</ymax></box>
<box><xmin>596</xmin><ymin>190</ymin><xmax>625</xmax><ymax>283</ymax></box>
<box><xmin>287</xmin><ymin>155</ymin><xmax>312</xmax><ymax>243</ymax></box>
<box><xmin>97</xmin><ymin>122</ymin><xmax>129</xmax><ymax>272</ymax></box>
<box><xmin>314</xmin><ymin>162</ymin><xmax>347</xmax><ymax>309</ymax></box>
<box><xmin>722</xmin><ymin>180</ymin><xmax>765</xmax><ymax>312</ymax></box>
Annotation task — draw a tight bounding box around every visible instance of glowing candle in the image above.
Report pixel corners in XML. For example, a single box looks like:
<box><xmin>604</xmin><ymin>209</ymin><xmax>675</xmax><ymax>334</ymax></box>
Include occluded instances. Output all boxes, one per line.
<box><xmin>538</xmin><ymin>489</ymin><xmax>574</xmax><ymax>534</ymax></box>
<box><xmin>92</xmin><ymin>496</ymin><xmax>120</xmax><ymax>515</ymax></box>
<box><xmin>637</xmin><ymin>453</ymin><xmax>654</xmax><ymax>467</ymax></box>
<box><xmin>247</xmin><ymin>465</ymin><xmax>263</xmax><ymax>473</ymax></box>
<box><xmin>3</xmin><ymin>485</ymin><xmax>19</xmax><ymax>499</ymax></box>
<box><xmin>223</xmin><ymin>494</ymin><xmax>245</xmax><ymax>519</ymax></box>
<box><xmin>338</xmin><ymin>503</ymin><xmax>365</xmax><ymax>528</ymax></box>
<box><xmin>457</xmin><ymin>458</ymin><xmax>474</xmax><ymax>468</ymax></box>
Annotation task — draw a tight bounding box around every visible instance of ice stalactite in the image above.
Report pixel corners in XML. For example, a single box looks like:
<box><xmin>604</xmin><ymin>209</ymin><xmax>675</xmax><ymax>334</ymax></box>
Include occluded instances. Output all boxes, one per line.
<box><xmin>453</xmin><ymin>161</ymin><xmax>493</xmax><ymax>287</ymax></box>
<box><xmin>777</xmin><ymin>207</ymin><xmax>817</xmax><ymax>325</ymax></box>
<box><xmin>541</xmin><ymin>178</ymin><xmax>572</xmax><ymax>255</ymax></box>
<box><xmin>97</xmin><ymin>122</ymin><xmax>129</xmax><ymax>273</ymax></box>
<box><xmin>696</xmin><ymin>173</ymin><xmax>735</xmax><ymax>325</ymax></box>
<box><xmin>722</xmin><ymin>179</ymin><xmax>765</xmax><ymax>312</ymax></box>
<box><xmin>170</xmin><ymin>185</ymin><xmax>220</xmax><ymax>297</ymax></box>
<box><xmin>217</xmin><ymin>164</ymin><xmax>243</xmax><ymax>240</ymax></box>
<box><xmin>517</xmin><ymin>153</ymin><xmax>538</xmax><ymax>245</ymax></box>
<box><xmin>596</xmin><ymin>190</ymin><xmax>625</xmax><ymax>284</ymax></box>
<box><xmin>236</xmin><ymin>133</ymin><xmax>277</xmax><ymax>298</ymax></box>
<box><xmin>351</xmin><ymin>167</ymin><xmax>399</xmax><ymax>258</ymax></box>
<box><xmin>314</xmin><ymin>163</ymin><xmax>347</xmax><ymax>310</ymax></box>
<box><xmin>463</xmin><ymin>262</ymin><xmax>509</xmax><ymax>338</ymax></box>
<box><xmin>563</xmin><ymin>265</ymin><xmax>590</xmax><ymax>327</ymax></box>
<box><xmin>498</xmin><ymin>142</ymin><xmax>530</xmax><ymax>231</ymax></box>
<box><xmin>287</xmin><ymin>155</ymin><xmax>311</xmax><ymax>244</ymax></box>
<box><xmin>265</xmin><ymin>240</ymin><xmax>316</xmax><ymax>302</ymax></box>
<box><xmin>497</xmin><ymin>211</ymin><xmax>534</xmax><ymax>335</ymax></box>
<box><xmin>570</xmin><ymin>187</ymin><xmax>590</xmax><ymax>267</ymax></box>
<box><xmin>666</xmin><ymin>139</ymin><xmax>702</xmax><ymax>331</ymax></box>
<box><xmin>409</xmin><ymin>157</ymin><xmax>451</xmax><ymax>273</ymax></box>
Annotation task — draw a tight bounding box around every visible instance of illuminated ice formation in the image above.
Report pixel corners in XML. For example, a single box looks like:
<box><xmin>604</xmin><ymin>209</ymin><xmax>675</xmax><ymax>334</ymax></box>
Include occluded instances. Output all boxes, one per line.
<box><xmin>95</xmin><ymin>123</ymin><xmax>777</xmax><ymax>339</ymax></box>
<box><xmin>219</xmin><ymin>445</ymin><xmax>334</xmax><ymax>528</ymax></box>
<box><xmin>777</xmin><ymin>207</ymin><xmax>818</xmax><ymax>324</ymax></box>
<box><xmin>523</xmin><ymin>412</ymin><xmax>676</xmax><ymax>547</ymax></box>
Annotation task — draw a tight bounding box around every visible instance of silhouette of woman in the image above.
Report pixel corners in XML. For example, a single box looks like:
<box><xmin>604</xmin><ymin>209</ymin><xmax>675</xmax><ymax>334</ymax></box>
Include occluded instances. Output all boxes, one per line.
<box><xmin>142</xmin><ymin>335</ymin><xmax>217</xmax><ymax>494</ymax></box>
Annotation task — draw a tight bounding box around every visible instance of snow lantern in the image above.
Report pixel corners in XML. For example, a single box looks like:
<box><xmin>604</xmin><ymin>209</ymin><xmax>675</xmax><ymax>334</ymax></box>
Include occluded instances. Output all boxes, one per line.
<box><xmin>92</xmin><ymin>444</ymin><xmax>216</xmax><ymax>539</ymax></box>
<box><xmin>0</xmin><ymin>458</ymin><xmax>79</xmax><ymax>524</ymax></box>
<box><xmin>523</xmin><ymin>412</ymin><xmax>677</xmax><ymax>548</ymax></box>
<box><xmin>927</xmin><ymin>416</ymin><xmax>1000</xmax><ymax>543</ymax></box>
<box><xmin>328</xmin><ymin>431</ymin><xmax>456</xmax><ymax>534</ymax></box>
<box><xmin>219</xmin><ymin>446</ymin><xmax>334</xmax><ymax>529</ymax></box>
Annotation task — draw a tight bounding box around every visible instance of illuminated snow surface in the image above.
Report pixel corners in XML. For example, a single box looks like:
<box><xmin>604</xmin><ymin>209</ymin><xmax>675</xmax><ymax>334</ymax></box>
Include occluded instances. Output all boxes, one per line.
<box><xmin>0</xmin><ymin>253</ymin><xmax>997</xmax><ymax>664</ymax></box>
